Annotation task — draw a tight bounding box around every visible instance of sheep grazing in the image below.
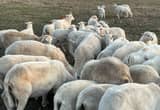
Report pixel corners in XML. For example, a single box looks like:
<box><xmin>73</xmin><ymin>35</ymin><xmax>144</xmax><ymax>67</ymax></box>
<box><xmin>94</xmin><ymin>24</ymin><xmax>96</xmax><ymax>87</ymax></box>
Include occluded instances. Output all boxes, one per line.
<box><xmin>143</xmin><ymin>56</ymin><xmax>160</xmax><ymax>75</ymax></box>
<box><xmin>0</xmin><ymin>31</ymin><xmax>40</xmax><ymax>48</ymax></box>
<box><xmin>0</xmin><ymin>55</ymin><xmax>50</xmax><ymax>89</ymax></box>
<box><xmin>99</xmin><ymin>83</ymin><xmax>160</xmax><ymax>110</ymax></box>
<box><xmin>5</xmin><ymin>40</ymin><xmax>74</xmax><ymax>75</ymax></box>
<box><xmin>113</xmin><ymin>41</ymin><xmax>146</xmax><ymax>61</ymax></box>
<box><xmin>130</xmin><ymin>64</ymin><xmax>160</xmax><ymax>83</ymax></box>
<box><xmin>123</xmin><ymin>45</ymin><xmax>160</xmax><ymax>66</ymax></box>
<box><xmin>80</xmin><ymin>57</ymin><xmax>133</xmax><ymax>84</ymax></box>
<box><xmin>42</xmin><ymin>20</ymin><xmax>55</xmax><ymax>35</ymax></box>
<box><xmin>1</xmin><ymin>60</ymin><xmax>74</xmax><ymax>110</ymax></box>
<box><xmin>113</xmin><ymin>3</ymin><xmax>133</xmax><ymax>19</ymax></box>
<box><xmin>76</xmin><ymin>84</ymin><xmax>114</xmax><ymax>110</ymax></box>
<box><xmin>97</xmin><ymin>5</ymin><xmax>106</xmax><ymax>19</ymax></box>
<box><xmin>53</xmin><ymin>12</ymin><xmax>75</xmax><ymax>30</ymax></box>
<box><xmin>20</xmin><ymin>21</ymin><xmax>34</xmax><ymax>35</ymax></box>
<box><xmin>139</xmin><ymin>31</ymin><xmax>158</xmax><ymax>45</ymax></box>
<box><xmin>73</xmin><ymin>33</ymin><xmax>103</xmax><ymax>78</ymax></box>
<box><xmin>97</xmin><ymin>38</ymin><xmax>129</xmax><ymax>59</ymax></box>
<box><xmin>54</xmin><ymin>80</ymin><xmax>95</xmax><ymax>110</ymax></box>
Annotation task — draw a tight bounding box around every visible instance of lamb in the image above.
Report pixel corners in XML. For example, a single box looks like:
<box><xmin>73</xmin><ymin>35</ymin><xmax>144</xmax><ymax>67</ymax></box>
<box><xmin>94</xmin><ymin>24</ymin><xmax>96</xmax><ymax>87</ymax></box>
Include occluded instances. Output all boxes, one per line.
<box><xmin>80</xmin><ymin>57</ymin><xmax>133</xmax><ymax>84</ymax></box>
<box><xmin>73</xmin><ymin>33</ymin><xmax>103</xmax><ymax>78</ymax></box>
<box><xmin>97</xmin><ymin>38</ymin><xmax>129</xmax><ymax>59</ymax></box>
<box><xmin>1</xmin><ymin>60</ymin><xmax>74</xmax><ymax>110</ymax></box>
<box><xmin>139</xmin><ymin>31</ymin><xmax>158</xmax><ymax>45</ymax></box>
<box><xmin>113</xmin><ymin>4</ymin><xmax>133</xmax><ymax>19</ymax></box>
<box><xmin>97</xmin><ymin>5</ymin><xmax>106</xmax><ymax>19</ymax></box>
<box><xmin>42</xmin><ymin>20</ymin><xmax>55</xmax><ymax>35</ymax></box>
<box><xmin>76</xmin><ymin>84</ymin><xmax>114</xmax><ymax>110</ymax></box>
<box><xmin>98</xmin><ymin>83</ymin><xmax>160</xmax><ymax>110</ymax></box>
<box><xmin>0</xmin><ymin>55</ymin><xmax>50</xmax><ymax>89</ymax></box>
<box><xmin>123</xmin><ymin>45</ymin><xmax>160</xmax><ymax>66</ymax></box>
<box><xmin>130</xmin><ymin>64</ymin><xmax>160</xmax><ymax>83</ymax></box>
<box><xmin>20</xmin><ymin>21</ymin><xmax>34</xmax><ymax>35</ymax></box>
<box><xmin>5</xmin><ymin>40</ymin><xmax>74</xmax><ymax>75</ymax></box>
<box><xmin>54</xmin><ymin>80</ymin><xmax>95</xmax><ymax>110</ymax></box>
<box><xmin>53</xmin><ymin>13</ymin><xmax>75</xmax><ymax>30</ymax></box>
<box><xmin>143</xmin><ymin>56</ymin><xmax>160</xmax><ymax>74</ymax></box>
<box><xmin>113</xmin><ymin>41</ymin><xmax>146</xmax><ymax>61</ymax></box>
<box><xmin>99</xmin><ymin>20</ymin><xmax>109</xmax><ymax>28</ymax></box>
<box><xmin>0</xmin><ymin>31</ymin><xmax>40</xmax><ymax>48</ymax></box>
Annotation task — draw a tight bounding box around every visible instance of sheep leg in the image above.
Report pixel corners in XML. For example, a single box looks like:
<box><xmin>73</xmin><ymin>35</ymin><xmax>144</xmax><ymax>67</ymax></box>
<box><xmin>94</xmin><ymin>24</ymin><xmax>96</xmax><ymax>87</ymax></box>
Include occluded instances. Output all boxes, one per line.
<box><xmin>17</xmin><ymin>94</ymin><xmax>29</xmax><ymax>110</ymax></box>
<box><xmin>41</xmin><ymin>95</ymin><xmax>48</xmax><ymax>107</ymax></box>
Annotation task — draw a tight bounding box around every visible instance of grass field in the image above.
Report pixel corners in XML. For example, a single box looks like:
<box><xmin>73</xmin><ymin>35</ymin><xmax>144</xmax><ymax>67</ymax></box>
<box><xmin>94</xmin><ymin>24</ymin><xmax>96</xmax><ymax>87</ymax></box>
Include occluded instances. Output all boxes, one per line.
<box><xmin>0</xmin><ymin>0</ymin><xmax>159</xmax><ymax>110</ymax></box>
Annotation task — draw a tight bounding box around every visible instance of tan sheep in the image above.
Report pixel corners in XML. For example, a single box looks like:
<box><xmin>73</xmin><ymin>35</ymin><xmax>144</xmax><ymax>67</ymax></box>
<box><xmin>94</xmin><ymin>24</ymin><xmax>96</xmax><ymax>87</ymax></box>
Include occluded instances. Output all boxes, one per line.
<box><xmin>1</xmin><ymin>60</ymin><xmax>73</xmax><ymax>110</ymax></box>
<box><xmin>80</xmin><ymin>57</ymin><xmax>133</xmax><ymax>84</ymax></box>
<box><xmin>5</xmin><ymin>40</ymin><xmax>73</xmax><ymax>75</ymax></box>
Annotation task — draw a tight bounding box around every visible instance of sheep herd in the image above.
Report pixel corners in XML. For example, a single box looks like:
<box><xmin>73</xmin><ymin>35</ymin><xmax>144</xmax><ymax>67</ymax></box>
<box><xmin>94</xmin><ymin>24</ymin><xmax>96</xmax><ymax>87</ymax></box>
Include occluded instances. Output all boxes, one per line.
<box><xmin>0</xmin><ymin>3</ymin><xmax>160</xmax><ymax>110</ymax></box>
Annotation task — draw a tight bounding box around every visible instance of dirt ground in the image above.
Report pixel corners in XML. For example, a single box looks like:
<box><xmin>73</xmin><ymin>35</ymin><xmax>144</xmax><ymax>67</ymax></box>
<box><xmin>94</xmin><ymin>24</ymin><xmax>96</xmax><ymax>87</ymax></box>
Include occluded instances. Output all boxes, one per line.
<box><xmin>0</xmin><ymin>0</ymin><xmax>159</xmax><ymax>110</ymax></box>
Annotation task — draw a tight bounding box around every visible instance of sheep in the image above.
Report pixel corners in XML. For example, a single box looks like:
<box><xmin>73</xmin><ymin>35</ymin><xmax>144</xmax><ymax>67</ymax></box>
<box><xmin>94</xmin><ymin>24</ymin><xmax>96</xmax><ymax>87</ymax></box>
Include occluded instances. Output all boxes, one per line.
<box><xmin>52</xmin><ymin>25</ymin><xmax>77</xmax><ymax>44</ymax></box>
<box><xmin>53</xmin><ymin>13</ymin><xmax>75</xmax><ymax>30</ymax></box>
<box><xmin>67</xmin><ymin>30</ymin><xmax>91</xmax><ymax>56</ymax></box>
<box><xmin>113</xmin><ymin>3</ymin><xmax>133</xmax><ymax>19</ymax></box>
<box><xmin>0</xmin><ymin>31</ymin><xmax>41</xmax><ymax>48</ymax></box>
<box><xmin>42</xmin><ymin>20</ymin><xmax>55</xmax><ymax>35</ymax></box>
<box><xmin>78</xmin><ymin>21</ymin><xmax>96</xmax><ymax>32</ymax></box>
<box><xmin>97</xmin><ymin>38</ymin><xmax>129</xmax><ymax>59</ymax></box>
<box><xmin>73</xmin><ymin>33</ymin><xmax>103</xmax><ymax>78</ymax></box>
<box><xmin>80</xmin><ymin>57</ymin><xmax>133</xmax><ymax>84</ymax></box>
<box><xmin>20</xmin><ymin>21</ymin><xmax>34</xmax><ymax>35</ymax></box>
<box><xmin>76</xmin><ymin>84</ymin><xmax>114</xmax><ymax>110</ymax></box>
<box><xmin>106</xmin><ymin>27</ymin><xmax>126</xmax><ymax>40</ymax></box>
<box><xmin>97</xmin><ymin>5</ymin><xmax>106</xmax><ymax>19</ymax></box>
<box><xmin>1</xmin><ymin>60</ymin><xmax>74</xmax><ymax>110</ymax></box>
<box><xmin>0</xmin><ymin>55</ymin><xmax>50</xmax><ymax>89</ymax></box>
<box><xmin>40</xmin><ymin>35</ymin><xmax>53</xmax><ymax>44</ymax></box>
<box><xmin>5</xmin><ymin>40</ymin><xmax>74</xmax><ymax>75</ymax></box>
<box><xmin>87</xmin><ymin>15</ymin><xmax>100</xmax><ymax>26</ymax></box>
<box><xmin>139</xmin><ymin>31</ymin><xmax>158</xmax><ymax>45</ymax></box>
<box><xmin>99</xmin><ymin>20</ymin><xmax>109</xmax><ymax>28</ymax></box>
<box><xmin>98</xmin><ymin>83</ymin><xmax>160</xmax><ymax>110</ymax></box>
<box><xmin>113</xmin><ymin>41</ymin><xmax>146</xmax><ymax>61</ymax></box>
<box><xmin>143</xmin><ymin>56</ymin><xmax>160</xmax><ymax>74</ymax></box>
<box><xmin>123</xmin><ymin>45</ymin><xmax>160</xmax><ymax>66</ymax></box>
<box><xmin>54</xmin><ymin>80</ymin><xmax>95</xmax><ymax>110</ymax></box>
<box><xmin>130</xmin><ymin>64</ymin><xmax>160</xmax><ymax>83</ymax></box>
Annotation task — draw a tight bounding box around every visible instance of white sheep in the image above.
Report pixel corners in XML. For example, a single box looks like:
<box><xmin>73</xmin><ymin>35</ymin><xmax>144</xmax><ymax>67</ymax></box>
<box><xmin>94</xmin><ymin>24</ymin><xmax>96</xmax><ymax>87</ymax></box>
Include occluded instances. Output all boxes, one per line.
<box><xmin>87</xmin><ymin>15</ymin><xmax>100</xmax><ymax>26</ymax></box>
<box><xmin>113</xmin><ymin>3</ymin><xmax>133</xmax><ymax>19</ymax></box>
<box><xmin>143</xmin><ymin>56</ymin><xmax>160</xmax><ymax>75</ymax></box>
<box><xmin>73</xmin><ymin>33</ymin><xmax>103</xmax><ymax>78</ymax></box>
<box><xmin>99</xmin><ymin>83</ymin><xmax>160</xmax><ymax>110</ymax></box>
<box><xmin>53</xmin><ymin>13</ymin><xmax>75</xmax><ymax>30</ymax></box>
<box><xmin>40</xmin><ymin>35</ymin><xmax>53</xmax><ymax>44</ymax></box>
<box><xmin>1</xmin><ymin>60</ymin><xmax>74</xmax><ymax>110</ymax></box>
<box><xmin>42</xmin><ymin>20</ymin><xmax>55</xmax><ymax>35</ymax></box>
<box><xmin>130</xmin><ymin>64</ymin><xmax>160</xmax><ymax>83</ymax></box>
<box><xmin>139</xmin><ymin>31</ymin><xmax>158</xmax><ymax>45</ymax></box>
<box><xmin>54</xmin><ymin>80</ymin><xmax>95</xmax><ymax>110</ymax></box>
<box><xmin>97</xmin><ymin>5</ymin><xmax>106</xmax><ymax>19</ymax></box>
<box><xmin>123</xmin><ymin>45</ymin><xmax>160</xmax><ymax>66</ymax></box>
<box><xmin>80</xmin><ymin>57</ymin><xmax>133</xmax><ymax>84</ymax></box>
<box><xmin>113</xmin><ymin>41</ymin><xmax>146</xmax><ymax>61</ymax></box>
<box><xmin>76</xmin><ymin>84</ymin><xmax>114</xmax><ymax>110</ymax></box>
<box><xmin>52</xmin><ymin>25</ymin><xmax>77</xmax><ymax>44</ymax></box>
<box><xmin>97</xmin><ymin>38</ymin><xmax>129</xmax><ymax>59</ymax></box>
<box><xmin>20</xmin><ymin>21</ymin><xmax>34</xmax><ymax>35</ymax></box>
<box><xmin>0</xmin><ymin>55</ymin><xmax>50</xmax><ymax>89</ymax></box>
<box><xmin>5</xmin><ymin>40</ymin><xmax>74</xmax><ymax>75</ymax></box>
<box><xmin>99</xmin><ymin>20</ymin><xmax>109</xmax><ymax>28</ymax></box>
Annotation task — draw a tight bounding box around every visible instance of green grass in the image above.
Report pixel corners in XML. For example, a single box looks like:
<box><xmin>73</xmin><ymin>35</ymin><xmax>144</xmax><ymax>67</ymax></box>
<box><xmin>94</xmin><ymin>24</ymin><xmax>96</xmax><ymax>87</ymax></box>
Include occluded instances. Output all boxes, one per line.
<box><xmin>0</xmin><ymin>0</ymin><xmax>159</xmax><ymax>41</ymax></box>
